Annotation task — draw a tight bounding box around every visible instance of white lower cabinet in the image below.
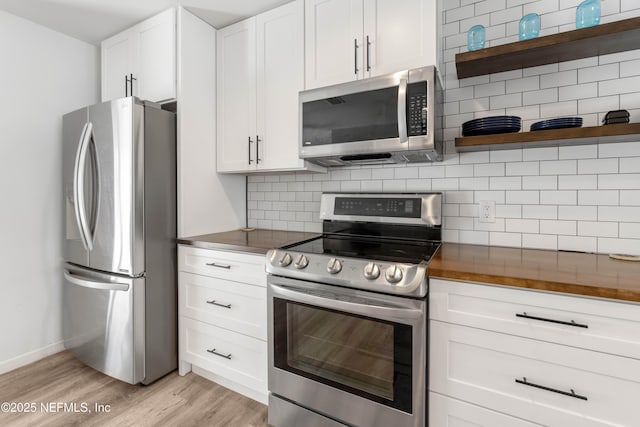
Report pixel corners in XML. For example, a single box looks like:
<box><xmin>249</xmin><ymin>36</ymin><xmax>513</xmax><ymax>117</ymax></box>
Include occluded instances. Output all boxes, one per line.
<box><xmin>430</xmin><ymin>393</ymin><xmax>542</xmax><ymax>427</ymax></box>
<box><xmin>178</xmin><ymin>245</ymin><xmax>267</xmax><ymax>403</ymax></box>
<box><xmin>429</xmin><ymin>278</ymin><xmax>640</xmax><ymax>427</ymax></box>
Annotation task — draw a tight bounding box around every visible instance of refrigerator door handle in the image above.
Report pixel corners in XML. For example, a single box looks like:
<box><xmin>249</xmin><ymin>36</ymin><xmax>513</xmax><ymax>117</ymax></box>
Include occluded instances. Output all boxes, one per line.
<box><xmin>64</xmin><ymin>270</ymin><xmax>129</xmax><ymax>292</ymax></box>
<box><xmin>75</xmin><ymin>122</ymin><xmax>94</xmax><ymax>251</ymax></box>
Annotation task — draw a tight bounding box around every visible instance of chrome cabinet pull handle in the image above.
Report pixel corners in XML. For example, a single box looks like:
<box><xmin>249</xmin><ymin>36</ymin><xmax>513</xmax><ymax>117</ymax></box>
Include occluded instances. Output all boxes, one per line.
<box><xmin>206</xmin><ymin>300</ymin><xmax>231</xmax><ymax>309</ymax></box>
<box><xmin>248</xmin><ymin>136</ymin><xmax>253</xmax><ymax>164</ymax></box>
<box><xmin>516</xmin><ymin>377</ymin><xmax>587</xmax><ymax>401</ymax></box>
<box><xmin>207</xmin><ymin>348</ymin><xmax>232</xmax><ymax>360</ymax></box>
<box><xmin>366</xmin><ymin>35</ymin><xmax>371</xmax><ymax>72</ymax></box>
<box><xmin>516</xmin><ymin>312</ymin><xmax>588</xmax><ymax>328</ymax></box>
<box><xmin>205</xmin><ymin>262</ymin><xmax>231</xmax><ymax>269</ymax></box>
<box><xmin>354</xmin><ymin>38</ymin><xmax>359</xmax><ymax>75</ymax></box>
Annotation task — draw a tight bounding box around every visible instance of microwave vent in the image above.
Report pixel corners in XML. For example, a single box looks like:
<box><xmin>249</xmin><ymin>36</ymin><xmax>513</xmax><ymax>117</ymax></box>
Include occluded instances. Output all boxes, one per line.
<box><xmin>326</xmin><ymin>97</ymin><xmax>346</xmax><ymax>105</ymax></box>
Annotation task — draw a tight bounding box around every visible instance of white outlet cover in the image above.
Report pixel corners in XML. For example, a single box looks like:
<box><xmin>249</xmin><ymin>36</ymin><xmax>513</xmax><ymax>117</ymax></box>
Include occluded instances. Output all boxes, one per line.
<box><xmin>478</xmin><ymin>200</ymin><xmax>496</xmax><ymax>223</ymax></box>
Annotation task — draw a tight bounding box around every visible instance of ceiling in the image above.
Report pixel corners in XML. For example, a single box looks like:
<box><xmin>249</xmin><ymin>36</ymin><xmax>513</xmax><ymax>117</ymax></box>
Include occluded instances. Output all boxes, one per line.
<box><xmin>0</xmin><ymin>0</ymin><xmax>293</xmax><ymax>45</ymax></box>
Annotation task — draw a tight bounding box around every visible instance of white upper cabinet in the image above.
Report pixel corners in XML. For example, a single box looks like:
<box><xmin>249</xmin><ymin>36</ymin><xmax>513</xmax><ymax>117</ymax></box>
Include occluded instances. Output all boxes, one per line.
<box><xmin>216</xmin><ymin>19</ymin><xmax>256</xmax><ymax>172</ymax></box>
<box><xmin>101</xmin><ymin>8</ymin><xmax>176</xmax><ymax>103</ymax></box>
<box><xmin>305</xmin><ymin>0</ymin><xmax>364</xmax><ymax>88</ymax></box>
<box><xmin>305</xmin><ymin>0</ymin><xmax>438</xmax><ymax>89</ymax></box>
<box><xmin>217</xmin><ymin>0</ymin><xmax>324</xmax><ymax>173</ymax></box>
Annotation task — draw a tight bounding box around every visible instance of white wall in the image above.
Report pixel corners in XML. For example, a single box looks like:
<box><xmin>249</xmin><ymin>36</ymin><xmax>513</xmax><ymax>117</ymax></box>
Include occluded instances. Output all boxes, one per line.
<box><xmin>247</xmin><ymin>0</ymin><xmax>640</xmax><ymax>256</ymax></box>
<box><xmin>0</xmin><ymin>10</ymin><xmax>99</xmax><ymax>372</ymax></box>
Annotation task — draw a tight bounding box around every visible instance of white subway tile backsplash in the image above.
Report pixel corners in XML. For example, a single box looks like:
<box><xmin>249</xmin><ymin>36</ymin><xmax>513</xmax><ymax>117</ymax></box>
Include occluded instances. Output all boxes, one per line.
<box><xmin>523</xmin><ymin>88</ymin><xmax>558</xmax><ymax>105</ymax></box>
<box><xmin>620</xmin><ymin>223</ymin><xmax>640</xmax><ymax>239</ymax></box>
<box><xmin>523</xmin><ymin>175</ymin><xmax>557</xmax><ymax>189</ymax></box>
<box><xmin>496</xmin><ymin>204</ymin><xmax>522</xmax><ymax>218</ymax></box>
<box><xmin>599</xmin><ymin>206</ymin><xmax>640</xmax><ymax>222</ymax></box>
<box><xmin>523</xmin><ymin>205</ymin><xmax>558</xmax><ymax>219</ymax></box>
<box><xmin>578</xmin><ymin>221</ymin><xmax>618</xmax><ymax>238</ymax></box>
<box><xmin>599</xmin><ymin>174</ymin><xmax>640</xmax><ymax>189</ymax></box>
<box><xmin>490</xmin><ymin>232</ymin><xmax>522</xmax><ymax>247</ymax></box>
<box><xmin>523</xmin><ymin>147</ymin><xmax>558</xmax><ymax>161</ymax></box>
<box><xmin>506</xmin><ymin>190</ymin><xmax>540</xmax><ymax>204</ymax></box>
<box><xmin>559</xmin><ymin>205</ymin><xmax>598</xmax><ymax>220</ymax></box>
<box><xmin>490</xmin><ymin>176</ymin><xmax>522</xmax><ymax>189</ymax></box>
<box><xmin>541</xmin><ymin>70</ymin><xmax>577</xmax><ymax>89</ymax></box>
<box><xmin>248</xmin><ymin>2</ymin><xmax>640</xmax><ymax>255</ymax></box>
<box><xmin>620</xmin><ymin>190</ymin><xmax>640</xmax><ymax>206</ymax></box>
<box><xmin>578</xmin><ymin>63</ymin><xmax>619</xmax><ymax>83</ymax></box>
<box><xmin>540</xmin><ymin>190</ymin><xmax>577</xmax><ymax>205</ymax></box>
<box><xmin>598</xmin><ymin>238</ymin><xmax>640</xmax><ymax>256</ymax></box>
<box><xmin>558</xmin><ymin>175</ymin><xmax>598</xmax><ymax>189</ymax></box>
<box><xmin>475</xmin><ymin>163</ymin><xmax>505</xmax><ymax>176</ymax></box>
<box><xmin>559</xmin><ymin>235</ymin><xmax>597</xmax><ymax>252</ymax></box>
<box><xmin>540</xmin><ymin>160</ymin><xmax>576</xmax><ymax>175</ymax></box>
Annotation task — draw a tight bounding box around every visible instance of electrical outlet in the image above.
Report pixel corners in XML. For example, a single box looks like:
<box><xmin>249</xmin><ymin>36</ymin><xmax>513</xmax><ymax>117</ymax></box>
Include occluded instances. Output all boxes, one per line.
<box><xmin>478</xmin><ymin>200</ymin><xmax>495</xmax><ymax>223</ymax></box>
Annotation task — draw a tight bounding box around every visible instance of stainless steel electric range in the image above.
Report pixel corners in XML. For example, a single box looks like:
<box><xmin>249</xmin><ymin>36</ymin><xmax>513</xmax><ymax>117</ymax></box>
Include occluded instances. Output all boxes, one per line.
<box><xmin>266</xmin><ymin>192</ymin><xmax>442</xmax><ymax>427</ymax></box>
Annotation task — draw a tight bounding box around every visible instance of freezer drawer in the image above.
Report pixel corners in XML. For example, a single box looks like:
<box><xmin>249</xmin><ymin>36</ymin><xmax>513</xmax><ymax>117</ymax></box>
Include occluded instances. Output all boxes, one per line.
<box><xmin>62</xmin><ymin>263</ymin><xmax>145</xmax><ymax>384</ymax></box>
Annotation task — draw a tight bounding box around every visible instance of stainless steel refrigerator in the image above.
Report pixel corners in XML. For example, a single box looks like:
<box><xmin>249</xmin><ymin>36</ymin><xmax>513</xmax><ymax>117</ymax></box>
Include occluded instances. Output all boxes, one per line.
<box><xmin>62</xmin><ymin>97</ymin><xmax>177</xmax><ymax>385</ymax></box>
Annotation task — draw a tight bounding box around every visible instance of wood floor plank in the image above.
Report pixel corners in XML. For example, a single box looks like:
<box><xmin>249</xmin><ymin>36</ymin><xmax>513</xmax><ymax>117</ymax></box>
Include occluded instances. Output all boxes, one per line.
<box><xmin>0</xmin><ymin>351</ymin><xmax>268</xmax><ymax>427</ymax></box>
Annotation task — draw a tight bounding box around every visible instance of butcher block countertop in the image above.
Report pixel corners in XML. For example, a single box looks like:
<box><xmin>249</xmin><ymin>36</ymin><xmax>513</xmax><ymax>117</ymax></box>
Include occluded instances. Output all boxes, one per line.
<box><xmin>430</xmin><ymin>243</ymin><xmax>640</xmax><ymax>303</ymax></box>
<box><xmin>177</xmin><ymin>228</ymin><xmax>320</xmax><ymax>255</ymax></box>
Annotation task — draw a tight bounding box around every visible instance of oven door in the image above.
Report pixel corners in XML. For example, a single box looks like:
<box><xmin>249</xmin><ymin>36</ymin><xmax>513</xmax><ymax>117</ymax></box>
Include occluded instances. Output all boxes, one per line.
<box><xmin>268</xmin><ymin>275</ymin><xmax>426</xmax><ymax>427</ymax></box>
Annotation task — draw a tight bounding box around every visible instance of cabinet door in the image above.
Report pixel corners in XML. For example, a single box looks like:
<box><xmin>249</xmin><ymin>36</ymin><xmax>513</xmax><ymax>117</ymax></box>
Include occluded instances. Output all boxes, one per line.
<box><xmin>136</xmin><ymin>8</ymin><xmax>176</xmax><ymax>102</ymax></box>
<box><xmin>101</xmin><ymin>30</ymin><xmax>134</xmax><ymax>101</ymax></box>
<box><xmin>217</xmin><ymin>19</ymin><xmax>257</xmax><ymax>173</ymax></box>
<box><xmin>256</xmin><ymin>0</ymin><xmax>305</xmax><ymax>171</ymax></box>
<box><xmin>430</xmin><ymin>393</ymin><xmax>542</xmax><ymax>427</ymax></box>
<box><xmin>305</xmin><ymin>0</ymin><xmax>364</xmax><ymax>89</ymax></box>
<box><xmin>363</xmin><ymin>0</ymin><xmax>437</xmax><ymax>77</ymax></box>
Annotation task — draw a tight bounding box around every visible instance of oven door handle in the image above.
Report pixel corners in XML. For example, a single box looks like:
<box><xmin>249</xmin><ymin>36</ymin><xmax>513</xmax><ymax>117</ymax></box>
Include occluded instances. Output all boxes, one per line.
<box><xmin>269</xmin><ymin>282</ymin><xmax>424</xmax><ymax>321</ymax></box>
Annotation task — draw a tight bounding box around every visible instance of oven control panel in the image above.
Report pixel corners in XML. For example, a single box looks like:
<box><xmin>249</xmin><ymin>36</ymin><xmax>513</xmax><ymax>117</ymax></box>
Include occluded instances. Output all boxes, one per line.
<box><xmin>266</xmin><ymin>249</ymin><xmax>428</xmax><ymax>297</ymax></box>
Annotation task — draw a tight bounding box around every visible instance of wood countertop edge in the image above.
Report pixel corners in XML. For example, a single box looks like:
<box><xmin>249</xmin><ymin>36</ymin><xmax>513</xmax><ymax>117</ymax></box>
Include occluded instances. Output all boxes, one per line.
<box><xmin>429</xmin><ymin>269</ymin><xmax>640</xmax><ymax>304</ymax></box>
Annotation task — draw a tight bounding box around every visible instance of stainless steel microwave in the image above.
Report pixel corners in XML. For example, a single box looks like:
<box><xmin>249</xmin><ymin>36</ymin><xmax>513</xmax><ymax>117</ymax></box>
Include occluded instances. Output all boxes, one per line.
<box><xmin>299</xmin><ymin>66</ymin><xmax>443</xmax><ymax>167</ymax></box>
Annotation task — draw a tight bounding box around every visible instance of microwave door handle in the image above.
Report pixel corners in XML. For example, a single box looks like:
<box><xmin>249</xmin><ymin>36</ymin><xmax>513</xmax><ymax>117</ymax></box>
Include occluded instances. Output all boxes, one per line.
<box><xmin>269</xmin><ymin>282</ymin><xmax>422</xmax><ymax>321</ymax></box>
<box><xmin>397</xmin><ymin>79</ymin><xmax>408</xmax><ymax>144</ymax></box>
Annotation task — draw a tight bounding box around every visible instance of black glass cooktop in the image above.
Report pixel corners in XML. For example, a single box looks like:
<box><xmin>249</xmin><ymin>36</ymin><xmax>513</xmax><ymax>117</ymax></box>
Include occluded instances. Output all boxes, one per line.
<box><xmin>285</xmin><ymin>235</ymin><xmax>441</xmax><ymax>264</ymax></box>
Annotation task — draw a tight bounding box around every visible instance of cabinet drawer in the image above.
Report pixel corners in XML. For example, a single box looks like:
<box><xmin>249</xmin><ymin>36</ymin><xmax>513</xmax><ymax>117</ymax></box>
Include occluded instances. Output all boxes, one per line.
<box><xmin>430</xmin><ymin>392</ymin><xmax>542</xmax><ymax>427</ymax></box>
<box><xmin>178</xmin><ymin>245</ymin><xmax>266</xmax><ymax>286</ymax></box>
<box><xmin>430</xmin><ymin>278</ymin><xmax>640</xmax><ymax>359</ymax></box>
<box><xmin>430</xmin><ymin>321</ymin><xmax>640</xmax><ymax>427</ymax></box>
<box><xmin>179</xmin><ymin>271</ymin><xmax>267</xmax><ymax>340</ymax></box>
<box><xmin>179</xmin><ymin>316</ymin><xmax>267</xmax><ymax>394</ymax></box>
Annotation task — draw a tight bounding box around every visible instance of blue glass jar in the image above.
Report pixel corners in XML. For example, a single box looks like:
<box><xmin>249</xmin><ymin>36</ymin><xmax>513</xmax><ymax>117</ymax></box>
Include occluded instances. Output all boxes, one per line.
<box><xmin>467</xmin><ymin>25</ymin><xmax>486</xmax><ymax>51</ymax></box>
<box><xmin>576</xmin><ymin>0</ymin><xmax>601</xmax><ymax>29</ymax></box>
<box><xmin>519</xmin><ymin>13</ymin><xmax>540</xmax><ymax>40</ymax></box>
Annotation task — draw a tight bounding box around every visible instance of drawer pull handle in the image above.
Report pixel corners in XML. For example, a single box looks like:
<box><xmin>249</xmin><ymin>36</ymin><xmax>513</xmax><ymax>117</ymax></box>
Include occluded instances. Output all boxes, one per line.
<box><xmin>516</xmin><ymin>312</ymin><xmax>588</xmax><ymax>328</ymax></box>
<box><xmin>206</xmin><ymin>300</ymin><xmax>232</xmax><ymax>309</ymax></box>
<box><xmin>516</xmin><ymin>377</ymin><xmax>587</xmax><ymax>401</ymax></box>
<box><xmin>205</xmin><ymin>262</ymin><xmax>231</xmax><ymax>270</ymax></box>
<box><xmin>207</xmin><ymin>348</ymin><xmax>232</xmax><ymax>360</ymax></box>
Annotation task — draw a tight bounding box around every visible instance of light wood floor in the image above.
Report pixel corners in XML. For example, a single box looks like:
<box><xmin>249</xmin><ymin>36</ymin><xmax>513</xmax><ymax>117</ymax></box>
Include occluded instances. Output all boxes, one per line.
<box><xmin>0</xmin><ymin>351</ymin><xmax>268</xmax><ymax>427</ymax></box>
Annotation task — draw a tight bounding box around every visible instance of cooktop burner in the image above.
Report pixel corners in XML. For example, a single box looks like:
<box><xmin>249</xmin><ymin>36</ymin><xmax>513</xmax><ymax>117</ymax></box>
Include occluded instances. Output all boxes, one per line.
<box><xmin>286</xmin><ymin>235</ymin><xmax>441</xmax><ymax>264</ymax></box>
<box><xmin>266</xmin><ymin>193</ymin><xmax>443</xmax><ymax>298</ymax></box>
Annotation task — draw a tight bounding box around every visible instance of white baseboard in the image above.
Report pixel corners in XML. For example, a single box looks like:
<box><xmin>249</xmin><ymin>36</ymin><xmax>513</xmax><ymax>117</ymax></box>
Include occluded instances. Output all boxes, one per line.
<box><xmin>0</xmin><ymin>341</ymin><xmax>65</xmax><ymax>375</ymax></box>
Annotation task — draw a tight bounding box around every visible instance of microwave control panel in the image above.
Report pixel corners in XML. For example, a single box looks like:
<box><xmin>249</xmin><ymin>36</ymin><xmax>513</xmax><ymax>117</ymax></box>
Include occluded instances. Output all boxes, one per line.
<box><xmin>407</xmin><ymin>82</ymin><xmax>428</xmax><ymax>137</ymax></box>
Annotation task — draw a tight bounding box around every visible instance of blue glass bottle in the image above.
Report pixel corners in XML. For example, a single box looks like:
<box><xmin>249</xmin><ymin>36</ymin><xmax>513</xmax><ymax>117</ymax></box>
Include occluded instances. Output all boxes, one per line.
<box><xmin>467</xmin><ymin>25</ymin><xmax>486</xmax><ymax>51</ymax></box>
<box><xmin>576</xmin><ymin>0</ymin><xmax>601</xmax><ymax>29</ymax></box>
<box><xmin>519</xmin><ymin>13</ymin><xmax>540</xmax><ymax>40</ymax></box>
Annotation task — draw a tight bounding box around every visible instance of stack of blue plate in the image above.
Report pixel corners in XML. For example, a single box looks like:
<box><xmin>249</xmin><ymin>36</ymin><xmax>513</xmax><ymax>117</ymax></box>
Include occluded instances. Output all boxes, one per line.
<box><xmin>462</xmin><ymin>116</ymin><xmax>521</xmax><ymax>136</ymax></box>
<box><xmin>531</xmin><ymin>117</ymin><xmax>582</xmax><ymax>131</ymax></box>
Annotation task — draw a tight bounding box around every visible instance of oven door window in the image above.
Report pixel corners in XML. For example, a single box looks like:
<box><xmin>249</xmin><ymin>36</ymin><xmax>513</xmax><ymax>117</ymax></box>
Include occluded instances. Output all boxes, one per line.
<box><xmin>302</xmin><ymin>86</ymin><xmax>399</xmax><ymax>146</ymax></box>
<box><xmin>273</xmin><ymin>298</ymin><xmax>413</xmax><ymax>414</ymax></box>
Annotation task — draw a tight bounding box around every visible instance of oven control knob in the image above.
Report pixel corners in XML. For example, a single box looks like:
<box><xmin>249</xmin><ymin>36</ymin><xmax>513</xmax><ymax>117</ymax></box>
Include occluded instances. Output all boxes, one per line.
<box><xmin>327</xmin><ymin>258</ymin><xmax>342</xmax><ymax>274</ymax></box>
<box><xmin>294</xmin><ymin>254</ymin><xmax>309</xmax><ymax>269</ymax></box>
<box><xmin>385</xmin><ymin>265</ymin><xmax>403</xmax><ymax>284</ymax></box>
<box><xmin>363</xmin><ymin>262</ymin><xmax>380</xmax><ymax>280</ymax></box>
<box><xmin>278</xmin><ymin>253</ymin><xmax>293</xmax><ymax>267</ymax></box>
